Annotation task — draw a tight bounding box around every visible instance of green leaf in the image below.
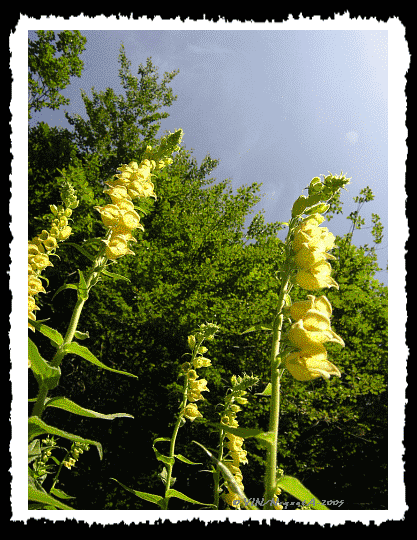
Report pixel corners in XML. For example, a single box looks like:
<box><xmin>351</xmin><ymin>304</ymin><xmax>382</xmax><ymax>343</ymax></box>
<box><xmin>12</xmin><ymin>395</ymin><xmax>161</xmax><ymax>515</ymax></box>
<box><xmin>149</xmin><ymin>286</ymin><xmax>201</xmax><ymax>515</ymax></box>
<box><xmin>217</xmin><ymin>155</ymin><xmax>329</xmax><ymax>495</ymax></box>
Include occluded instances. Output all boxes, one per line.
<box><xmin>63</xmin><ymin>342</ymin><xmax>138</xmax><ymax>379</ymax></box>
<box><xmin>165</xmin><ymin>488</ymin><xmax>214</xmax><ymax>507</ymax></box>
<box><xmin>28</xmin><ymin>337</ymin><xmax>61</xmax><ymax>390</ymax></box>
<box><xmin>28</xmin><ymin>321</ymin><xmax>63</xmax><ymax>348</ymax></box>
<box><xmin>101</xmin><ymin>268</ymin><xmax>131</xmax><ymax>282</ymax></box>
<box><xmin>51</xmin><ymin>282</ymin><xmax>78</xmax><ymax>301</ymax></box>
<box><xmin>77</xmin><ymin>269</ymin><xmax>89</xmax><ymax>300</ymax></box>
<box><xmin>28</xmin><ymin>416</ymin><xmax>103</xmax><ymax>459</ymax></box>
<box><xmin>209</xmin><ymin>422</ymin><xmax>275</xmax><ymax>449</ymax></box>
<box><xmin>74</xmin><ymin>330</ymin><xmax>89</xmax><ymax>340</ymax></box>
<box><xmin>240</xmin><ymin>323</ymin><xmax>272</xmax><ymax>335</ymax></box>
<box><xmin>276</xmin><ymin>475</ymin><xmax>329</xmax><ymax>510</ymax></box>
<box><xmin>255</xmin><ymin>383</ymin><xmax>272</xmax><ymax>396</ymax></box>
<box><xmin>65</xmin><ymin>242</ymin><xmax>96</xmax><ymax>262</ymax></box>
<box><xmin>28</xmin><ymin>475</ymin><xmax>74</xmax><ymax>510</ymax></box>
<box><xmin>111</xmin><ymin>478</ymin><xmax>165</xmax><ymax>508</ymax></box>
<box><xmin>44</xmin><ymin>396</ymin><xmax>134</xmax><ymax>420</ymax></box>
<box><xmin>50</xmin><ymin>487</ymin><xmax>76</xmax><ymax>500</ymax></box>
<box><xmin>152</xmin><ymin>446</ymin><xmax>175</xmax><ymax>467</ymax></box>
<box><xmin>174</xmin><ymin>454</ymin><xmax>202</xmax><ymax>465</ymax></box>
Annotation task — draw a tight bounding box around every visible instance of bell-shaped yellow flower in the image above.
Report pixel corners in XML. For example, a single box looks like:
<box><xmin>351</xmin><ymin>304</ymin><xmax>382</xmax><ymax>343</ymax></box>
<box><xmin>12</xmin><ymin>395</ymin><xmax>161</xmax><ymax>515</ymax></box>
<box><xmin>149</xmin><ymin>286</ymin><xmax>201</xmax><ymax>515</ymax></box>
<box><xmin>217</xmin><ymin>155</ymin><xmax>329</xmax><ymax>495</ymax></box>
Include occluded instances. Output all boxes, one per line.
<box><xmin>183</xmin><ymin>403</ymin><xmax>203</xmax><ymax>422</ymax></box>
<box><xmin>296</xmin><ymin>261</ymin><xmax>339</xmax><ymax>291</ymax></box>
<box><xmin>104</xmin><ymin>235</ymin><xmax>136</xmax><ymax>260</ymax></box>
<box><xmin>288</xmin><ymin>314</ymin><xmax>345</xmax><ymax>349</ymax></box>
<box><xmin>289</xmin><ymin>295</ymin><xmax>333</xmax><ymax>321</ymax></box>
<box><xmin>285</xmin><ymin>344</ymin><xmax>341</xmax><ymax>381</ymax></box>
<box><xmin>294</xmin><ymin>244</ymin><xmax>336</xmax><ymax>269</ymax></box>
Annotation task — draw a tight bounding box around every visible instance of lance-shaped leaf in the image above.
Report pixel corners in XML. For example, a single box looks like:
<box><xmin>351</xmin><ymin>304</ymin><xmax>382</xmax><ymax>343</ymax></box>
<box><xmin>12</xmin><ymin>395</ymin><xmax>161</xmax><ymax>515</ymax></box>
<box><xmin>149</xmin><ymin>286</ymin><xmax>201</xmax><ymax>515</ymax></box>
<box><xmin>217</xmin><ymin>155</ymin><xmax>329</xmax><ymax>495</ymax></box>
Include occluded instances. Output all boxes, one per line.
<box><xmin>101</xmin><ymin>268</ymin><xmax>131</xmax><ymax>282</ymax></box>
<box><xmin>51</xmin><ymin>282</ymin><xmax>78</xmax><ymax>301</ymax></box>
<box><xmin>28</xmin><ymin>416</ymin><xmax>103</xmax><ymax>459</ymax></box>
<box><xmin>240</xmin><ymin>323</ymin><xmax>272</xmax><ymax>335</ymax></box>
<box><xmin>28</xmin><ymin>337</ymin><xmax>61</xmax><ymax>390</ymax></box>
<box><xmin>44</xmin><ymin>396</ymin><xmax>134</xmax><ymax>420</ymax></box>
<box><xmin>164</xmin><ymin>488</ymin><xmax>215</xmax><ymax>508</ymax></box>
<box><xmin>276</xmin><ymin>475</ymin><xmax>329</xmax><ymax>510</ymax></box>
<box><xmin>28</xmin><ymin>474</ymin><xmax>74</xmax><ymax>510</ymax></box>
<box><xmin>64</xmin><ymin>342</ymin><xmax>138</xmax><ymax>379</ymax></box>
<box><xmin>209</xmin><ymin>422</ymin><xmax>275</xmax><ymax>448</ymax></box>
<box><xmin>28</xmin><ymin>321</ymin><xmax>63</xmax><ymax>348</ymax></box>
<box><xmin>110</xmin><ymin>477</ymin><xmax>165</xmax><ymax>508</ymax></box>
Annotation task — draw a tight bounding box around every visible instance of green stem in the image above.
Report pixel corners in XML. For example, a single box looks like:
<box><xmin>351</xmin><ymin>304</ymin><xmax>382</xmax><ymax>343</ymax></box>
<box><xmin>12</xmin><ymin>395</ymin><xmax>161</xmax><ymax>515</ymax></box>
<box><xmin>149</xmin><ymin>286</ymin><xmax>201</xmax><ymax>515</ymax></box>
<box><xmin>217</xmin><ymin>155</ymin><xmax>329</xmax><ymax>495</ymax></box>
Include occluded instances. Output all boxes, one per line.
<box><xmin>31</xmin><ymin>245</ymin><xmax>108</xmax><ymax>419</ymax></box>
<box><xmin>264</xmin><ymin>269</ymin><xmax>291</xmax><ymax>509</ymax></box>
<box><xmin>163</xmin><ymin>375</ymin><xmax>190</xmax><ymax>509</ymax></box>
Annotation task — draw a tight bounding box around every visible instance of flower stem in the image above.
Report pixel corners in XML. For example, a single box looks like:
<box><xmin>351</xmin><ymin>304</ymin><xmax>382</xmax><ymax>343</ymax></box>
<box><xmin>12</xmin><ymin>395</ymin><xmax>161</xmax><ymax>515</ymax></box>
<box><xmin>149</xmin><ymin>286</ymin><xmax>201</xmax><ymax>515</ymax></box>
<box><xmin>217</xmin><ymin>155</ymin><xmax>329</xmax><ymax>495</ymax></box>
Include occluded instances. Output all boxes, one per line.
<box><xmin>31</xmin><ymin>245</ymin><xmax>107</xmax><ymax>419</ymax></box>
<box><xmin>264</xmin><ymin>269</ymin><xmax>291</xmax><ymax>508</ymax></box>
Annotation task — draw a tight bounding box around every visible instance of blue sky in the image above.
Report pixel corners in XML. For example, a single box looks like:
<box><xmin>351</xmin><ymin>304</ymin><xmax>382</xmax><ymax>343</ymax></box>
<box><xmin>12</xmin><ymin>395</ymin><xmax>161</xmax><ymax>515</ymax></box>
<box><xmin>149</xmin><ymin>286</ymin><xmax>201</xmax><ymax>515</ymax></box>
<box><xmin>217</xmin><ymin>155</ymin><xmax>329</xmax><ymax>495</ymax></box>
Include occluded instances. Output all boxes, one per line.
<box><xmin>28</xmin><ymin>29</ymin><xmax>389</xmax><ymax>285</ymax></box>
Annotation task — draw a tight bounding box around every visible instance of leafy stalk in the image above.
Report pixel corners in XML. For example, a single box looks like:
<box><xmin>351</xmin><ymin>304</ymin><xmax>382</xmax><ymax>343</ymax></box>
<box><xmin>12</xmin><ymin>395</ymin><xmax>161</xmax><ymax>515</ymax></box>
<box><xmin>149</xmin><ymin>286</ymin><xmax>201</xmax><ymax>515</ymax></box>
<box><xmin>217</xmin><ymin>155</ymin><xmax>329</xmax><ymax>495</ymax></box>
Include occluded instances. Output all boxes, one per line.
<box><xmin>31</xmin><ymin>241</ymin><xmax>108</xmax><ymax>419</ymax></box>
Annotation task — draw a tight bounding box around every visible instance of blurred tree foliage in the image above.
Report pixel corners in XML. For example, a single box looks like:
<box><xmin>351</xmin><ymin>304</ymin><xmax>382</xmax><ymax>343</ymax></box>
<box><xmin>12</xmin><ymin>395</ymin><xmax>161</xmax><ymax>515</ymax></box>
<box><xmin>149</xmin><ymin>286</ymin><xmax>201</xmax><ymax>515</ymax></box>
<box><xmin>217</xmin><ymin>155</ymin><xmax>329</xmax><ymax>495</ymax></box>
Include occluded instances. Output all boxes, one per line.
<box><xmin>28</xmin><ymin>35</ymin><xmax>388</xmax><ymax>511</ymax></box>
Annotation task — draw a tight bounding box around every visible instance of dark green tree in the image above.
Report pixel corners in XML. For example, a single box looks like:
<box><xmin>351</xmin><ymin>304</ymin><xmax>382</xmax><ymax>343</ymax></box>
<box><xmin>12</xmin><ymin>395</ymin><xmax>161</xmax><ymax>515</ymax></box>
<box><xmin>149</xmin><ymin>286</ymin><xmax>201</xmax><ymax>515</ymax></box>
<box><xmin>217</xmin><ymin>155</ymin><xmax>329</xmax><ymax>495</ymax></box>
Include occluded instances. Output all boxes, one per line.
<box><xmin>28</xmin><ymin>30</ymin><xmax>87</xmax><ymax>120</ymax></box>
<box><xmin>28</xmin><ymin>43</ymin><xmax>387</xmax><ymax>511</ymax></box>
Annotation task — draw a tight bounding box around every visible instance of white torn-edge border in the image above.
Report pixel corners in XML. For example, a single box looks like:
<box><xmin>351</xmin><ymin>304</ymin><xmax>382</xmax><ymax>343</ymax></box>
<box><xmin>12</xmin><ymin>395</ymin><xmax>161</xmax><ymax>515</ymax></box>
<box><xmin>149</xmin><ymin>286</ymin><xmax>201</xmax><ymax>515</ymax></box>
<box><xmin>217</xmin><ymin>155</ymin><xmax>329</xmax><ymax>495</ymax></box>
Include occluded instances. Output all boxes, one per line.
<box><xmin>11</xmin><ymin>13</ymin><xmax>408</xmax><ymax>526</ymax></box>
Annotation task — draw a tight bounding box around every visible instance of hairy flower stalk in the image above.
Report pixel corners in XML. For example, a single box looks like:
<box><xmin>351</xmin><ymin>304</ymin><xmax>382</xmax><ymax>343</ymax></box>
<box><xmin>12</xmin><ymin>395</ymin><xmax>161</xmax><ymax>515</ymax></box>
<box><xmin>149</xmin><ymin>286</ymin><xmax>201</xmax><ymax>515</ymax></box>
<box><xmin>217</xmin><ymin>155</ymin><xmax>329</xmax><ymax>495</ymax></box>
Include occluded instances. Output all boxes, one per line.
<box><xmin>30</xmin><ymin>132</ymin><xmax>183</xmax><ymax>419</ymax></box>
<box><xmin>264</xmin><ymin>174</ymin><xmax>350</xmax><ymax>509</ymax></box>
<box><xmin>219</xmin><ymin>375</ymin><xmax>253</xmax><ymax>509</ymax></box>
<box><xmin>161</xmin><ymin>323</ymin><xmax>219</xmax><ymax>509</ymax></box>
<box><xmin>28</xmin><ymin>183</ymin><xmax>79</xmax><ymax>360</ymax></box>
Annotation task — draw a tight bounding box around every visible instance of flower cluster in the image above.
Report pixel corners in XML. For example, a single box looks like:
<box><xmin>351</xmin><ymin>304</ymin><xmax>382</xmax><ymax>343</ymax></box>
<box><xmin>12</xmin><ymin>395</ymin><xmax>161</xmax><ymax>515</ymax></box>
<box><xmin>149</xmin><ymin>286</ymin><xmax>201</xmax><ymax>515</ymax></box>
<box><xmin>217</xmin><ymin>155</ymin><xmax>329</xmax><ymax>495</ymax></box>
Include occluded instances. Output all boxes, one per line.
<box><xmin>63</xmin><ymin>441</ymin><xmax>90</xmax><ymax>470</ymax></box>
<box><xmin>94</xmin><ymin>130</ymin><xmax>183</xmax><ymax>261</ymax></box>
<box><xmin>292</xmin><ymin>213</ymin><xmax>339</xmax><ymax>291</ymax></box>
<box><xmin>28</xmin><ymin>185</ymin><xmax>79</xmax><ymax>338</ymax></box>
<box><xmin>181</xmin><ymin>323</ymin><xmax>220</xmax><ymax>422</ymax></box>
<box><xmin>220</xmin><ymin>375</ymin><xmax>252</xmax><ymax>510</ymax></box>
<box><xmin>285</xmin><ymin>294</ymin><xmax>344</xmax><ymax>381</ymax></box>
<box><xmin>94</xmin><ymin>159</ymin><xmax>159</xmax><ymax>260</ymax></box>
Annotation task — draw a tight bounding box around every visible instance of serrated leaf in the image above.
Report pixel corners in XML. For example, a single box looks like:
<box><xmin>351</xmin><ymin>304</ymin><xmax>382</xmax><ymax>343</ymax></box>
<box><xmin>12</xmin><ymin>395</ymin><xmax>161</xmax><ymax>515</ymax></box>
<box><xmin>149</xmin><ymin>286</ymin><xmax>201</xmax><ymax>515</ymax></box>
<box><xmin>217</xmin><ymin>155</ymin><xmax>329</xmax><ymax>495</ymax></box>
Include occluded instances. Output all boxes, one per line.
<box><xmin>63</xmin><ymin>342</ymin><xmax>138</xmax><ymax>379</ymax></box>
<box><xmin>276</xmin><ymin>475</ymin><xmax>329</xmax><ymax>510</ymax></box>
<box><xmin>44</xmin><ymin>396</ymin><xmax>134</xmax><ymax>420</ymax></box>
<box><xmin>28</xmin><ymin>416</ymin><xmax>103</xmax><ymax>459</ymax></box>
<box><xmin>111</xmin><ymin>478</ymin><xmax>165</xmax><ymax>508</ymax></box>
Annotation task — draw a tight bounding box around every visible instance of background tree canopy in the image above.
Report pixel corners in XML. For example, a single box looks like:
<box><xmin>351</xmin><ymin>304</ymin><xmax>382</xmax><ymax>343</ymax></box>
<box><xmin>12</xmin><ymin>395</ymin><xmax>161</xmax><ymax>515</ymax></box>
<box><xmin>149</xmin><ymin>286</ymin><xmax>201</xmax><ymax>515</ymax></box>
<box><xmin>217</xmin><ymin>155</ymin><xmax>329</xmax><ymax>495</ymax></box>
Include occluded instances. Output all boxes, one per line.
<box><xmin>28</xmin><ymin>32</ymin><xmax>388</xmax><ymax>510</ymax></box>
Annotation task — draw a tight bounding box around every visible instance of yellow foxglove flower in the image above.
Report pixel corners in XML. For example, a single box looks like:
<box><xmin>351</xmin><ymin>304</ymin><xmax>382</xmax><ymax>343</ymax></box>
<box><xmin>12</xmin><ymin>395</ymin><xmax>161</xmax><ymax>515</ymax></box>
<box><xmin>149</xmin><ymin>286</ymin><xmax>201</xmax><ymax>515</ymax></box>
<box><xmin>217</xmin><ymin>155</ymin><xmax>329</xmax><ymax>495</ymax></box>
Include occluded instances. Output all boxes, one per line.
<box><xmin>94</xmin><ymin>204</ymin><xmax>122</xmax><ymax>228</ymax></box>
<box><xmin>288</xmin><ymin>316</ymin><xmax>345</xmax><ymax>349</ymax></box>
<box><xmin>296</xmin><ymin>261</ymin><xmax>339</xmax><ymax>291</ymax></box>
<box><xmin>285</xmin><ymin>344</ymin><xmax>341</xmax><ymax>381</ymax></box>
<box><xmin>290</xmin><ymin>295</ymin><xmax>332</xmax><ymax>321</ymax></box>
<box><xmin>187</xmin><ymin>378</ymin><xmax>209</xmax><ymax>402</ymax></box>
<box><xmin>183</xmin><ymin>403</ymin><xmax>203</xmax><ymax>422</ymax></box>
<box><xmin>104</xmin><ymin>235</ymin><xmax>135</xmax><ymax>260</ymax></box>
<box><xmin>294</xmin><ymin>244</ymin><xmax>336</xmax><ymax>269</ymax></box>
<box><xmin>57</xmin><ymin>225</ymin><xmax>72</xmax><ymax>241</ymax></box>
